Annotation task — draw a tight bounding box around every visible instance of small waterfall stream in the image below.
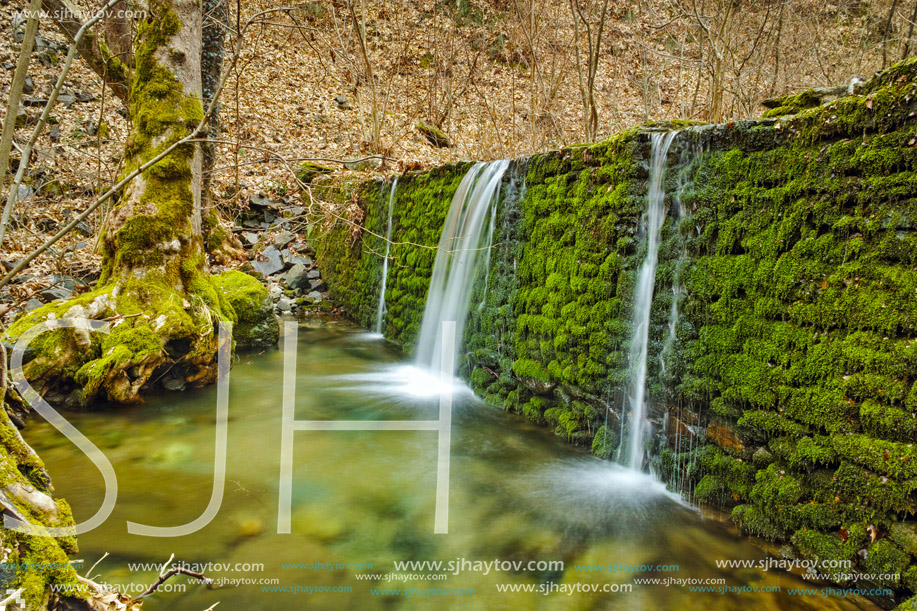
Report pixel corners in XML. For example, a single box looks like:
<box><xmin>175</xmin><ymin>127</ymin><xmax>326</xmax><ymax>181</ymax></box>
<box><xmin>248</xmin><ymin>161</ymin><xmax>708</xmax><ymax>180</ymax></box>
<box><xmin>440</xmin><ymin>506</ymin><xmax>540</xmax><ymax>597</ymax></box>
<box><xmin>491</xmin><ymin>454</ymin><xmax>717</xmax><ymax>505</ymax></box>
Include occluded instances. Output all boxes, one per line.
<box><xmin>414</xmin><ymin>160</ymin><xmax>509</xmax><ymax>373</ymax></box>
<box><xmin>624</xmin><ymin>132</ymin><xmax>678</xmax><ymax>470</ymax></box>
<box><xmin>374</xmin><ymin>178</ymin><xmax>398</xmax><ymax>334</ymax></box>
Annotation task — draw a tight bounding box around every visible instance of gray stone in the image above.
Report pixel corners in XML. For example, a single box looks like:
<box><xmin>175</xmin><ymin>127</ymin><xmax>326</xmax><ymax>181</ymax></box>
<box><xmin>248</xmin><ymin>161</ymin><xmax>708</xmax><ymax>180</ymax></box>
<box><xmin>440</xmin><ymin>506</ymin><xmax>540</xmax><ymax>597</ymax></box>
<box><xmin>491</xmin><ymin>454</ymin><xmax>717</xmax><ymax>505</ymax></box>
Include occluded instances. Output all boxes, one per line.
<box><xmin>309</xmin><ymin>278</ymin><xmax>327</xmax><ymax>291</ymax></box>
<box><xmin>273</xmin><ymin>231</ymin><xmax>295</xmax><ymax>249</ymax></box>
<box><xmin>307</xmin><ymin>269</ymin><xmax>321</xmax><ymax>279</ymax></box>
<box><xmin>251</xmin><ymin>246</ymin><xmax>284</xmax><ymax>276</ymax></box>
<box><xmin>14</xmin><ymin>107</ymin><xmax>29</xmax><ymax>128</ymax></box>
<box><xmin>250</xmin><ymin>193</ymin><xmax>275</xmax><ymax>209</ymax></box>
<box><xmin>276</xmin><ymin>298</ymin><xmax>293</xmax><ymax>312</ymax></box>
<box><xmin>40</xmin><ymin>287</ymin><xmax>71</xmax><ymax>302</ymax></box>
<box><xmin>25</xmin><ymin>299</ymin><xmax>43</xmax><ymax>311</ymax></box>
<box><xmin>284</xmin><ymin>263</ymin><xmax>311</xmax><ymax>290</ymax></box>
<box><xmin>49</xmin><ymin>275</ymin><xmax>78</xmax><ymax>290</ymax></box>
<box><xmin>163</xmin><ymin>377</ymin><xmax>186</xmax><ymax>392</ymax></box>
<box><xmin>305</xmin><ymin>291</ymin><xmax>323</xmax><ymax>304</ymax></box>
<box><xmin>22</xmin><ymin>76</ymin><xmax>34</xmax><ymax>95</ymax></box>
<box><xmin>294</xmin><ymin>241</ymin><xmax>315</xmax><ymax>255</ymax></box>
<box><xmin>57</xmin><ymin>94</ymin><xmax>77</xmax><ymax>106</ymax></box>
<box><xmin>243</xmin><ymin>231</ymin><xmax>260</xmax><ymax>246</ymax></box>
<box><xmin>282</xmin><ymin>249</ymin><xmax>312</xmax><ymax>267</ymax></box>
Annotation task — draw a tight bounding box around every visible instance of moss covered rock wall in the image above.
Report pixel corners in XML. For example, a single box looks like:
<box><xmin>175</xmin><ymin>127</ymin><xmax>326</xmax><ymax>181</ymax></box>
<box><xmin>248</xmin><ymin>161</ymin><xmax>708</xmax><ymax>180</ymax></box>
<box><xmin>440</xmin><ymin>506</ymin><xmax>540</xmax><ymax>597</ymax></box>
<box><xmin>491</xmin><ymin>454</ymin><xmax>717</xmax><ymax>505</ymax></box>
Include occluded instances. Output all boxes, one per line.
<box><xmin>315</xmin><ymin>59</ymin><xmax>917</xmax><ymax>602</ymax></box>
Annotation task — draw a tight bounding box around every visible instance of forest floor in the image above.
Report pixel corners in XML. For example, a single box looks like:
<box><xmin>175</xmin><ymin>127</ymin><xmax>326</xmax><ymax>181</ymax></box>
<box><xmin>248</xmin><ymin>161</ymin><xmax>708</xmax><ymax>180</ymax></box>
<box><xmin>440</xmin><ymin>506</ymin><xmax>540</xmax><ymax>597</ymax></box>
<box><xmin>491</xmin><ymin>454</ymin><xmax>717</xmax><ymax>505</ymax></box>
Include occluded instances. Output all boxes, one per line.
<box><xmin>0</xmin><ymin>0</ymin><xmax>895</xmax><ymax>323</ymax></box>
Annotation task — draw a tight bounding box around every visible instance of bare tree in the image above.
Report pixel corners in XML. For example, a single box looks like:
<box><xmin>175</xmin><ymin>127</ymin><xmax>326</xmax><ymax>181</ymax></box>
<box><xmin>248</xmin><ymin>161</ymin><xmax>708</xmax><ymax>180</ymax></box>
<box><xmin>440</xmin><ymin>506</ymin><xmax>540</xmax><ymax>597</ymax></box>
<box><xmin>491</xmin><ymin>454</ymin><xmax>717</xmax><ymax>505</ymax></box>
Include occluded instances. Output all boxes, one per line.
<box><xmin>569</xmin><ymin>0</ymin><xmax>611</xmax><ymax>142</ymax></box>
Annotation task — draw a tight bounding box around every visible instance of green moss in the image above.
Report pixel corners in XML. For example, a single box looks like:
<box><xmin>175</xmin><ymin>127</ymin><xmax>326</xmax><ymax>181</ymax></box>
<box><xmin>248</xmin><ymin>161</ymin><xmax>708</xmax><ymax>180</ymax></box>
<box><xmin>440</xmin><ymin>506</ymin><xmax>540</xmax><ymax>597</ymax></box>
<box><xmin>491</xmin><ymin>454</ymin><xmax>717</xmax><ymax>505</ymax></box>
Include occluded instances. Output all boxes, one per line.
<box><xmin>591</xmin><ymin>424</ymin><xmax>616</xmax><ymax>458</ymax></box>
<box><xmin>213</xmin><ymin>270</ymin><xmax>279</xmax><ymax>349</ymax></box>
<box><xmin>762</xmin><ymin>89</ymin><xmax>824</xmax><ymax>118</ymax></box>
<box><xmin>297</xmin><ymin>162</ymin><xmax>334</xmax><ymax>184</ymax></box>
<box><xmin>417</xmin><ymin>121</ymin><xmax>451</xmax><ymax>147</ymax></box>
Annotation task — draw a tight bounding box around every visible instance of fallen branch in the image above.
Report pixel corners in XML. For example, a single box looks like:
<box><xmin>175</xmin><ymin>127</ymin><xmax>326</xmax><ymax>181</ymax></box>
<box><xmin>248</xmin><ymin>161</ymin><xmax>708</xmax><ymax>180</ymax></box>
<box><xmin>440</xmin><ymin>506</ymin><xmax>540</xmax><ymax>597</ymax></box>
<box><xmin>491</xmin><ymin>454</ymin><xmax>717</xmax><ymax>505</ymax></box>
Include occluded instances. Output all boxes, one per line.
<box><xmin>136</xmin><ymin>567</ymin><xmax>214</xmax><ymax>600</ymax></box>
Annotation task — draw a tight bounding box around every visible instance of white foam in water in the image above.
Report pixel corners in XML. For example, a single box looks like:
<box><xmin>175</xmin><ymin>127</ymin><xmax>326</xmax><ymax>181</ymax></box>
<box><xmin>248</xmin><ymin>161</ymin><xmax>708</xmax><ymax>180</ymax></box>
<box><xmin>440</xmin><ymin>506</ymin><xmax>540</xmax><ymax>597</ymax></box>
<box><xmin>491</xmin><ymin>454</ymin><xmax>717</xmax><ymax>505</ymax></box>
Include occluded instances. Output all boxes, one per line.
<box><xmin>528</xmin><ymin>458</ymin><xmax>697</xmax><ymax>531</ymax></box>
<box><xmin>328</xmin><ymin>364</ymin><xmax>471</xmax><ymax>399</ymax></box>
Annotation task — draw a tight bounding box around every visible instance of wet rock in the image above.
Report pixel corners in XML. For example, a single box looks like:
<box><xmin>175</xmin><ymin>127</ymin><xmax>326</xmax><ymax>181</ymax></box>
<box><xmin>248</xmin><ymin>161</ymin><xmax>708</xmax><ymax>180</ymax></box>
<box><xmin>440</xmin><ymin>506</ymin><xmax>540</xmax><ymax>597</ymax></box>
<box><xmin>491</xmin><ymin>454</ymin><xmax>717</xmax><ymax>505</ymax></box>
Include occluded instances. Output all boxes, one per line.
<box><xmin>251</xmin><ymin>246</ymin><xmax>284</xmax><ymax>276</ymax></box>
<box><xmin>706</xmin><ymin>421</ymin><xmax>745</xmax><ymax>452</ymax></box>
<box><xmin>163</xmin><ymin>377</ymin><xmax>186</xmax><ymax>392</ymax></box>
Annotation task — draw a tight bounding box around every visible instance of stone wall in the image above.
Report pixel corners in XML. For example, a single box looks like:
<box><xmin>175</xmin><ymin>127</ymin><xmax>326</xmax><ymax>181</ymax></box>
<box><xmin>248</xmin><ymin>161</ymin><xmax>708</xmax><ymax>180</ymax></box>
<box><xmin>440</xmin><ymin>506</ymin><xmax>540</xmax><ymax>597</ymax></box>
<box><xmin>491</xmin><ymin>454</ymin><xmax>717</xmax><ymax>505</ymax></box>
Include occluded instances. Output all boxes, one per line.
<box><xmin>315</xmin><ymin>59</ymin><xmax>917</xmax><ymax>604</ymax></box>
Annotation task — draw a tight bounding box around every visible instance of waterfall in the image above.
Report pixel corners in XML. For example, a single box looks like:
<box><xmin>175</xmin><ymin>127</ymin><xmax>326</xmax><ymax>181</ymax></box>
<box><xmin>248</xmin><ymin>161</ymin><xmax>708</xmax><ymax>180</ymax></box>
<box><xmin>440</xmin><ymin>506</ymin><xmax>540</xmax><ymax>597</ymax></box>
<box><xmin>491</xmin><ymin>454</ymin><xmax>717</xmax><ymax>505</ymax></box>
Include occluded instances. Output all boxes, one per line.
<box><xmin>415</xmin><ymin>160</ymin><xmax>509</xmax><ymax>374</ymax></box>
<box><xmin>624</xmin><ymin>132</ymin><xmax>677</xmax><ymax>470</ymax></box>
<box><xmin>374</xmin><ymin>178</ymin><xmax>398</xmax><ymax>334</ymax></box>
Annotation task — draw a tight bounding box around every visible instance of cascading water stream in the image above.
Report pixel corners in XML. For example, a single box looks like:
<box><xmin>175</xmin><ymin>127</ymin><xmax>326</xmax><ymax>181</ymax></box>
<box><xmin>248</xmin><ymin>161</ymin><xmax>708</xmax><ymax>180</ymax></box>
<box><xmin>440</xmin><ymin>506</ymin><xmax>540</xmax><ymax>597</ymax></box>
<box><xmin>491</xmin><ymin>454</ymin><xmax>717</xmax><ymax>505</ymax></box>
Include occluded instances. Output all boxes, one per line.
<box><xmin>414</xmin><ymin>160</ymin><xmax>509</xmax><ymax>374</ymax></box>
<box><xmin>374</xmin><ymin>178</ymin><xmax>398</xmax><ymax>334</ymax></box>
<box><xmin>624</xmin><ymin>131</ymin><xmax>677</xmax><ymax>470</ymax></box>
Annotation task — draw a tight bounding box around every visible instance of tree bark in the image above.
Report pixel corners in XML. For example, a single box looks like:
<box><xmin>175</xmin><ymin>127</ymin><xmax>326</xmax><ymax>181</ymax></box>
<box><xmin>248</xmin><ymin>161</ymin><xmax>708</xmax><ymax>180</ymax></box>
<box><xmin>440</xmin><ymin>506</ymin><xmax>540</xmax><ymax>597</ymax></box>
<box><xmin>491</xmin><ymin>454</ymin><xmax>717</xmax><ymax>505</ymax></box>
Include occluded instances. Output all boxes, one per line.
<box><xmin>41</xmin><ymin>0</ymin><xmax>131</xmax><ymax>102</ymax></box>
<box><xmin>104</xmin><ymin>0</ymin><xmax>133</xmax><ymax>66</ymax></box>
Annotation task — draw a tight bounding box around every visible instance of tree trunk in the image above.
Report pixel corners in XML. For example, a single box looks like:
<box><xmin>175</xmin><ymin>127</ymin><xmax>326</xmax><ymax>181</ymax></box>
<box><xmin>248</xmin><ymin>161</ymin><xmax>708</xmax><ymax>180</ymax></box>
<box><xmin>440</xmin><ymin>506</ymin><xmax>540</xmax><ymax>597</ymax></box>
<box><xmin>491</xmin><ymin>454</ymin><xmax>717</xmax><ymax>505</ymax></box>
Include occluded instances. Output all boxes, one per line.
<box><xmin>6</xmin><ymin>0</ymin><xmax>277</xmax><ymax>405</ymax></box>
<box><xmin>104</xmin><ymin>0</ymin><xmax>133</xmax><ymax>66</ymax></box>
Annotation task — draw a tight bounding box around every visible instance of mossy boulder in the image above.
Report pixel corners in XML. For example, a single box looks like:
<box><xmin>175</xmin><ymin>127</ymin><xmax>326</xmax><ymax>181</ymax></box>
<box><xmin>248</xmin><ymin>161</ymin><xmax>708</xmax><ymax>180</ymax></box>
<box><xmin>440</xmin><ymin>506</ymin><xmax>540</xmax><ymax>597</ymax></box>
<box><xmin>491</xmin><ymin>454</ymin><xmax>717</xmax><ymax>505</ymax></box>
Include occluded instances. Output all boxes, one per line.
<box><xmin>213</xmin><ymin>270</ymin><xmax>279</xmax><ymax>350</ymax></box>
<box><xmin>296</xmin><ymin>161</ymin><xmax>334</xmax><ymax>184</ymax></box>
<box><xmin>417</xmin><ymin>121</ymin><xmax>452</xmax><ymax>148</ymax></box>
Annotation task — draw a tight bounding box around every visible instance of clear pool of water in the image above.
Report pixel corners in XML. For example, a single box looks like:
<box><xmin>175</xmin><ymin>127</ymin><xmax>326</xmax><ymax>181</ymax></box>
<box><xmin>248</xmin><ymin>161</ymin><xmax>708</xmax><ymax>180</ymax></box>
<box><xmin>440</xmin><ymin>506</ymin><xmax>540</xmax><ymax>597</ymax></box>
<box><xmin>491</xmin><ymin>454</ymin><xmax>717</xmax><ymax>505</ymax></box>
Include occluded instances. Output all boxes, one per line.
<box><xmin>24</xmin><ymin>319</ymin><xmax>882</xmax><ymax>610</ymax></box>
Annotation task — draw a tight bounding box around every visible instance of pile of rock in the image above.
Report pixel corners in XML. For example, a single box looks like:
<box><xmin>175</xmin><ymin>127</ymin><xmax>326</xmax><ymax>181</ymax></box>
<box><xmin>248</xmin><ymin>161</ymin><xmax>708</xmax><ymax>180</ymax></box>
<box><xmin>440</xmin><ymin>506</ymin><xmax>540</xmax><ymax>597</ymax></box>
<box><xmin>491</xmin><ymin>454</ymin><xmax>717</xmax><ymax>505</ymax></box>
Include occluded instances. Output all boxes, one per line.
<box><xmin>234</xmin><ymin>195</ymin><xmax>330</xmax><ymax>315</ymax></box>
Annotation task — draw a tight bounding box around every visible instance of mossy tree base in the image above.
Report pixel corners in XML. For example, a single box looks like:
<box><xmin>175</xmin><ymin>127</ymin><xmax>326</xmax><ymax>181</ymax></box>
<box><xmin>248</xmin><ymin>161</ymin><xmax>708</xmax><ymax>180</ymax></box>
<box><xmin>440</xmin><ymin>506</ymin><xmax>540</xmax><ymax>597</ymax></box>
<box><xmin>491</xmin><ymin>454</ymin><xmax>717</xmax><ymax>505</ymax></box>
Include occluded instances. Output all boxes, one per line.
<box><xmin>5</xmin><ymin>269</ymin><xmax>275</xmax><ymax>406</ymax></box>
